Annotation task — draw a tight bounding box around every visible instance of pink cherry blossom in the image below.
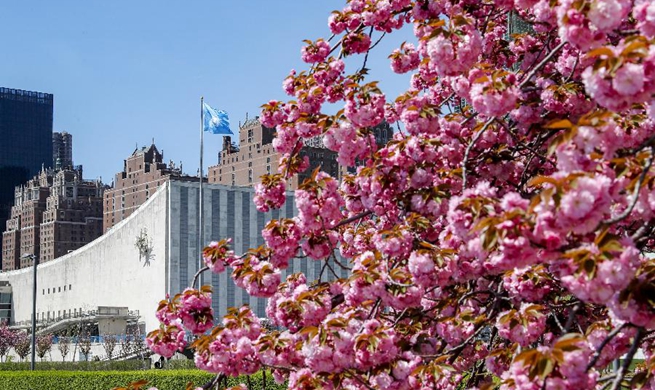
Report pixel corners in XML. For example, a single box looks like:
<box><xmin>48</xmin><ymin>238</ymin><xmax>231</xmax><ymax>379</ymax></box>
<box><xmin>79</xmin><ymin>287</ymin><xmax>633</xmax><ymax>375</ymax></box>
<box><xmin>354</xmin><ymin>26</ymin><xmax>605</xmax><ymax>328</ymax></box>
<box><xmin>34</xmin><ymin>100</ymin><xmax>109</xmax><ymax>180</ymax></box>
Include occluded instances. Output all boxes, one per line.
<box><xmin>301</xmin><ymin>39</ymin><xmax>331</xmax><ymax>63</ymax></box>
<box><xmin>146</xmin><ymin>322</ymin><xmax>186</xmax><ymax>358</ymax></box>
<box><xmin>162</xmin><ymin>1</ymin><xmax>655</xmax><ymax>387</ymax></box>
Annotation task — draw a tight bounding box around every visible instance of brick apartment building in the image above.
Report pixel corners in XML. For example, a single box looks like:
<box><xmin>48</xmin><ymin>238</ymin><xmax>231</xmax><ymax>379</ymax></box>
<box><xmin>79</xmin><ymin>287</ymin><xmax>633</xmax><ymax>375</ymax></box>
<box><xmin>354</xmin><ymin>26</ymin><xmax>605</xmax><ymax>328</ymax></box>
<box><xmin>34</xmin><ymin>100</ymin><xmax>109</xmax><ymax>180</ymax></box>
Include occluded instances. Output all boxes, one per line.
<box><xmin>40</xmin><ymin>168</ymin><xmax>104</xmax><ymax>262</ymax></box>
<box><xmin>1</xmin><ymin>170</ymin><xmax>51</xmax><ymax>269</ymax></box>
<box><xmin>103</xmin><ymin>143</ymin><xmax>201</xmax><ymax>232</ymax></box>
<box><xmin>208</xmin><ymin>117</ymin><xmax>394</xmax><ymax>188</ymax></box>
<box><xmin>1</xmin><ymin>166</ymin><xmax>105</xmax><ymax>270</ymax></box>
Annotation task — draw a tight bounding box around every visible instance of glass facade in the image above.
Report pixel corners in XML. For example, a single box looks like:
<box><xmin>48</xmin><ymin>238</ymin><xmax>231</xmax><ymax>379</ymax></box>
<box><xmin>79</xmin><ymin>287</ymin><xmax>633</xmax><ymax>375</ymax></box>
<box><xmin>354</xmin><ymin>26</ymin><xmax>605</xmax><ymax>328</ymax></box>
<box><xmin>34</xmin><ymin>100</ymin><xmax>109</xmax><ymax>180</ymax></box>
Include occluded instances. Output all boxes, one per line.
<box><xmin>0</xmin><ymin>282</ymin><xmax>11</xmax><ymax>324</ymax></box>
<box><xmin>0</xmin><ymin>88</ymin><xmax>53</xmax><ymax>267</ymax></box>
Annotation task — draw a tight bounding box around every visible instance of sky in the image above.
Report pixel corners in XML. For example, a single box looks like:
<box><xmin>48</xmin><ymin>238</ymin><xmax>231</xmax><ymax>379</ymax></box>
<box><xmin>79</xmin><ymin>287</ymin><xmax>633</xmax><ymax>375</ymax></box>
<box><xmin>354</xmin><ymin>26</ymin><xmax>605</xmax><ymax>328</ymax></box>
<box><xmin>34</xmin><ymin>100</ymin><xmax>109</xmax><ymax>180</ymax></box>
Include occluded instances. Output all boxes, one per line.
<box><xmin>0</xmin><ymin>1</ymin><xmax>412</xmax><ymax>184</ymax></box>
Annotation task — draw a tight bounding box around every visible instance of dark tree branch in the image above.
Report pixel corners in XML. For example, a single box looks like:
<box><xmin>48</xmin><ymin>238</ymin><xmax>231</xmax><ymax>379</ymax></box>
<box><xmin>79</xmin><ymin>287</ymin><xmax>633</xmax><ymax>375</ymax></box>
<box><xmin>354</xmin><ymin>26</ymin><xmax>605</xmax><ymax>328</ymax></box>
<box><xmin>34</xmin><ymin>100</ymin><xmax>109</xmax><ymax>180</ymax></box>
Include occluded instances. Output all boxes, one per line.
<box><xmin>603</xmin><ymin>149</ymin><xmax>653</xmax><ymax>225</ymax></box>
<box><xmin>609</xmin><ymin>327</ymin><xmax>644</xmax><ymax>390</ymax></box>
<box><xmin>462</xmin><ymin>118</ymin><xmax>495</xmax><ymax>188</ymax></box>
<box><xmin>563</xmin><ymin>303</ymin><xmax>582</xmax><ymax>333</ymax></box>
<box><xmin>192</xmin><ymin>266</ymin><xmax>209</xmax><ymax>289</ymax></box>
<box><xmin>518</xmin><ymin>41</ymin><xmax>567</xmax><ymax>88</ymax></box>
<box><xmin>202</xmin><ymin>373</ymin><xmax>226</xmax><ymax>390</ymax></box>
<box><xmin>333</xmin><ymin>210</ymin><xmax>373</xmax><ymax>229</ymax></box>
<box><xmin>586</xmin><ymin>323</ymin><xmax>628</xmax><ymax>371</ymax></box>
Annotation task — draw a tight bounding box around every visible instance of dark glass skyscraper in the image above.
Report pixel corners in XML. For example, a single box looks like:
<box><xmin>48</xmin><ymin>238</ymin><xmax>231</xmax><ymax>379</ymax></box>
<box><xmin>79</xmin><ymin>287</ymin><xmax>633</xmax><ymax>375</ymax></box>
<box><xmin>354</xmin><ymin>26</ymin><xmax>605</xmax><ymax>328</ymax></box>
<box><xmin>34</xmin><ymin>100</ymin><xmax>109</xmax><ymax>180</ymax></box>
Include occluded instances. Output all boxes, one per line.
<box><xmin>0</xmin><ymin>87</ymin><xmax>53</xmax><ymax>267</ymax></box>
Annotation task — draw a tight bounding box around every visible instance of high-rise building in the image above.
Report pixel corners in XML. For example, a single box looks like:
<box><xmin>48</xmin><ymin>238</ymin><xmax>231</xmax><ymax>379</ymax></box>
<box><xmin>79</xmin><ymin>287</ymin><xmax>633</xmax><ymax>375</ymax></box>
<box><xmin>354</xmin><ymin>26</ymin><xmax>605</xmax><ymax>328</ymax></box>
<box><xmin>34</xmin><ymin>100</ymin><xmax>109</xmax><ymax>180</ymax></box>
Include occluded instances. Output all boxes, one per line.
<box><xmin>53</xmin><ymin>131</ymin><xmax>73</xmax><ymax>170</ymax></box>
<box><xmin>1</xmin><ymin>170</ymin><xmax>51</xmax><ymax>270</ymax></box>
<box><xmin>103</xmin><ymin>143</ymin><xmax>200</xmax><ymax>232</ymax></box>
<box><xmin>1</xmin><ymin>166</ymin><xmax>105</xmax><ymax>270</ymax></box>
<box><xmin>39</xmin><ymin>168</ymin><xmax>104</xmax><ymax>262</ymax></box>
<box><xmin>208</xmin><ymin>117</ymin><xmax>341</xmax><ymax>189</ymax></box>
<box><xmin>0</xmin><ymin>87</ymin><xmax>53</xmax><ymax>267</ymax></box>
<box><xmin>208</xmin><ymin>117</ymin><xmax>394</xmax><ymax>188</ymax></box>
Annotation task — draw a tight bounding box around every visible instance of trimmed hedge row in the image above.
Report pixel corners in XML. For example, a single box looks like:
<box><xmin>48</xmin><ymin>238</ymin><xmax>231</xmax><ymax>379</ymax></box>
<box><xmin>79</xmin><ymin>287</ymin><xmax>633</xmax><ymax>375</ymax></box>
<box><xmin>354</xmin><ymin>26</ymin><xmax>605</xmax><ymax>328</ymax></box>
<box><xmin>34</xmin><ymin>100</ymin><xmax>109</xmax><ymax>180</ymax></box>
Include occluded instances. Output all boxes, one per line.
<box><xmin>0</xmin><ymin>370</ymin><xmax>285</xmax><ymax>390</ymax></box>
<box><xmin>0</xmin><ymin>360</ymin><xmax>148</xmax><ymax>371</ymax></box>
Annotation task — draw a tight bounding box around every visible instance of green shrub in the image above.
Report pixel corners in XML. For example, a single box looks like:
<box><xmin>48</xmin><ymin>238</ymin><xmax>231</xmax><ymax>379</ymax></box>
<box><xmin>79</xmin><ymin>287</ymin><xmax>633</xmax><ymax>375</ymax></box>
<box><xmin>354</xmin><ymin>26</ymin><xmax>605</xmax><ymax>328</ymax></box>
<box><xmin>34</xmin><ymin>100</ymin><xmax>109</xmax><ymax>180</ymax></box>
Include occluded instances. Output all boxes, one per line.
<box><xmin>0</xmin><ymin>360</ymin><xmax>149</xmax><ymax>371</ymax></box>
<box><xmin>164</xmin><ymin>359</ymin><xmax>197</xmax><ymax>370</ymax></box>
<box><xmin>0</xmin><ymin>370</ymin><xmax>285</xmax><ymax>390</ymax></box>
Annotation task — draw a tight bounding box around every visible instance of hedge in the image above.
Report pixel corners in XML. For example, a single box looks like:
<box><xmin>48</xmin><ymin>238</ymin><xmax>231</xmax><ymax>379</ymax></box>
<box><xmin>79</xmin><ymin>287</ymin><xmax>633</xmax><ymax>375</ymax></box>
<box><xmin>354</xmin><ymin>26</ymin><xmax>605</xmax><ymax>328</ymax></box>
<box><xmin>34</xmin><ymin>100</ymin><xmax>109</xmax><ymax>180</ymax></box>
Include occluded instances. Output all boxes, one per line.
<box><xmin>0</xmin><ymin>370</ymin><xmax>286</xmax><ymax>390</ymax></box>
<box><xmin>0</xmin><ymin>360</ymin><xmax>149</xmax><ymax>371</ymax></box>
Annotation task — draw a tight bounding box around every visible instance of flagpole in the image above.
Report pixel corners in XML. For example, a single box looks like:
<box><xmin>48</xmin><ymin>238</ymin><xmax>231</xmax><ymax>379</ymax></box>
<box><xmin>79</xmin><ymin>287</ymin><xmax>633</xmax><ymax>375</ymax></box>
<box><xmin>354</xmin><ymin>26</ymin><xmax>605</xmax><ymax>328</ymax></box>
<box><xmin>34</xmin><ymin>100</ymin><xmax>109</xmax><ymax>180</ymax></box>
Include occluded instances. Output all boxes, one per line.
<box><xmin>199</xmin><ymin>96</ymin><xmax>204</xmax><ymax>287</ymax></box>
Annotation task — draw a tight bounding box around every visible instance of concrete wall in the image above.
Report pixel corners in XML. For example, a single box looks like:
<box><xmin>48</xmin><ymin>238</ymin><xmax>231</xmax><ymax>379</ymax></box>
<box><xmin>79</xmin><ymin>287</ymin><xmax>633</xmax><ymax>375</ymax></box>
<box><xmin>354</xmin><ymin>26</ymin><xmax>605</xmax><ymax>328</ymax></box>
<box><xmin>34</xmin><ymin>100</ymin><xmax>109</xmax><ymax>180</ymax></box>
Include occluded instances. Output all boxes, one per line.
<box><xmin>0</xmin><ymin>182</ymin><xmax>168</xmax><ymax>332</ymax></box>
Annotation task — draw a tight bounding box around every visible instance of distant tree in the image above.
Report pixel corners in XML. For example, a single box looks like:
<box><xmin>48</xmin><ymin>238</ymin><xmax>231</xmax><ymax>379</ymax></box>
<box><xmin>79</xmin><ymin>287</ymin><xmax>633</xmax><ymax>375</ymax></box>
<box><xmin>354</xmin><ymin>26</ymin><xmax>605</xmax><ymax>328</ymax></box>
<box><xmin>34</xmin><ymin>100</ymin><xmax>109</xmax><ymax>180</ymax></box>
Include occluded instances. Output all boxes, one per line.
<box><xmin>102</xmin><ymin>334</ymin><xmax>117</xmax><ymax>360</ymax></box>
<box><xmin>57</xmin><ymin>336</ymin><xmax>71</xmax><ymax>362</ymax></box>
<box><xmin>13</xmin><ymin>332</ymin><xmax>30</xmax><ymax>361</ymax></box>
<box><xmin>77</xmin><ymin>329</ymin><xmax>92</xmax><ymax>362</ymax></box>
<box><xmin>0</xmin><ymin>323</ymin><xmax>17</xmax><ymax>362</ymax></box>
<box><xmin>132</xmin><ymin>328</ymin><xmax>145</xmax><ymax>357</ymax></box>
<box><xmin>35</xmin><ymin>334</ymin><xmax>53</xmax><ymax>361</ymax></box>
<box><xmin>119</xmin><ymin>333</ymin><xmax>133</xmax><ymax>358</ymax></box>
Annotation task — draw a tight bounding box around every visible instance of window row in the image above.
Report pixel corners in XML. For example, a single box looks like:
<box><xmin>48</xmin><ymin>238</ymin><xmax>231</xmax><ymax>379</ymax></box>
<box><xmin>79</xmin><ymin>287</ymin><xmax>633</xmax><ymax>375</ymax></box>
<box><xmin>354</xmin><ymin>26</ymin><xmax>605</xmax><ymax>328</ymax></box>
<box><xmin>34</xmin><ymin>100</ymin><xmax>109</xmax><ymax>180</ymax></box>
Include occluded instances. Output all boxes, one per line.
<box><xmin>42</xmin><ymin>284</ymin><xmax>72</xmax><ymax>295</ymax></box>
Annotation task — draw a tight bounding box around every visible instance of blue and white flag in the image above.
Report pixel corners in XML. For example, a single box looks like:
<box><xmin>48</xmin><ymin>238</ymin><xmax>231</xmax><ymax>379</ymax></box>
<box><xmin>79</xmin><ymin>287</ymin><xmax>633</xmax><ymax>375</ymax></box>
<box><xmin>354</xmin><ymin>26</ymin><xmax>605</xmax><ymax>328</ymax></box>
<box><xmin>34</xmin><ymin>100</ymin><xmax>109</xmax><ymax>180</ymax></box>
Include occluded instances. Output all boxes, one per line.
<box><xmin>203</xmin><ymin>102</ymin><xmax>232</xmax><ymax>134</ymax></box>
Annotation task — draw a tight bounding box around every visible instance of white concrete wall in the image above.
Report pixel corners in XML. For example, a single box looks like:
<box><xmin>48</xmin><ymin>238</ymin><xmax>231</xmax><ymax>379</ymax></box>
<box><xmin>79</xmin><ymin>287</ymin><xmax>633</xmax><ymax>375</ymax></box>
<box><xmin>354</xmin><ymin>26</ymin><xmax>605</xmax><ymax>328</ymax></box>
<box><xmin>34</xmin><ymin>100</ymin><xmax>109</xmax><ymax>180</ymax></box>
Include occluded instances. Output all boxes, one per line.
<box><xmin>0</xmin><ymin>183</ymin><xmax>169</xmax><ymax>333</ymax></box>
<box><xmin>0</xmin><ymin>178</ymin><xmax>350</xmax><ymax>345</ymax></box>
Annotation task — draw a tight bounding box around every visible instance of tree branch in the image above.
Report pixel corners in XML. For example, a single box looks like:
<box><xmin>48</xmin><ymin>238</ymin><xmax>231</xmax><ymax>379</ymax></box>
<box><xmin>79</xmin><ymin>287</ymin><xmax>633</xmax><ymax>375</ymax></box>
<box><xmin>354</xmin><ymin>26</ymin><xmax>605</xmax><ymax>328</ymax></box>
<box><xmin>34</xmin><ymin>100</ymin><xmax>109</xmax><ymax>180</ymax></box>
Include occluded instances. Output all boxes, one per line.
<box><xmin>563</xmin><ymin>303</ymin><xmax>582</xmax><ymax>333</ymax></box>
<box><xmin>518</xmin><ymin>41</ymin><xmax>567</xmax><ymax>88</ymax></box>
<box><xmin>586</xmin><ymin>323</ymin><xmax>628</xmax><ymax>371</ymax></box>
<box><xmin>192</xmin><ymin>266</ymin><xmax>209</xmax><ymax>289</ymax></box>
<box><xmin>609</xmin><ymin>327</ymin><xmax>644</xmax><ymax>390</ymax></box>
<box><xmin>603</xmin><ymin>149</ymin><xmax>653</xmax><ymax>225</ymax></box>
<box><xmin>333</xmin><ymin>210</ymin><xmax>373</xmax><ymax>229</ymax></box>
<box><xmin>462</xmin><ymin>118</ymin><xmax>495</xmax><ymax>189</ymax></box>
<box><xmin>202</xmin><ymin>373</ymin><xmax>226</xmax><ymax>390</ymax></box>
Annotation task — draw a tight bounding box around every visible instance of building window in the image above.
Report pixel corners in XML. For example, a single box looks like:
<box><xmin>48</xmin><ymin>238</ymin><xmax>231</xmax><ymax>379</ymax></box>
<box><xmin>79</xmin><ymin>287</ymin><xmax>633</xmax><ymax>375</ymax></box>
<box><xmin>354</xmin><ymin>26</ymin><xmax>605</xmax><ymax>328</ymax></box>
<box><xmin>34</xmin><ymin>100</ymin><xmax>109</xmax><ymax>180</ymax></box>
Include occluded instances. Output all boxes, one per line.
<box><xmin>69</xmin><ymin>284</ymin><xmax>72</xmax><ymax>290</ymax></box>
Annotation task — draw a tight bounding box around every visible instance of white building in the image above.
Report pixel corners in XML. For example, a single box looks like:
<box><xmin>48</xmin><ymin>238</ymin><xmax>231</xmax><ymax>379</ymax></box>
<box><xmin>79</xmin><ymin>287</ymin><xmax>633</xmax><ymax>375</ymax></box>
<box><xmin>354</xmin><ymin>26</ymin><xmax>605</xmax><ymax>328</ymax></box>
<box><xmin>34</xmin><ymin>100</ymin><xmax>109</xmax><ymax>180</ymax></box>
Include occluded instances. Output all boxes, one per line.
<box><xmin>0</xmin><ymin>180</ymin><xmax>343</xmax><ymax>337</ymax></box>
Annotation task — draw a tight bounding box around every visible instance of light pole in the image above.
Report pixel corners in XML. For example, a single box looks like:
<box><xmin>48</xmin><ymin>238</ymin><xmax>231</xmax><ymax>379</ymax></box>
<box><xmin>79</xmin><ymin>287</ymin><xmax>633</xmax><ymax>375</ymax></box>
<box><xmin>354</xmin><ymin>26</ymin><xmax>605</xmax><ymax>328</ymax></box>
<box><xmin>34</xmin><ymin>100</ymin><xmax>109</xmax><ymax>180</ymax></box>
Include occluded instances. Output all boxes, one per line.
<box><xmin>22</xmin><ymin>254</ymin><xmax>38</xmax><ymax>371</ymax></box>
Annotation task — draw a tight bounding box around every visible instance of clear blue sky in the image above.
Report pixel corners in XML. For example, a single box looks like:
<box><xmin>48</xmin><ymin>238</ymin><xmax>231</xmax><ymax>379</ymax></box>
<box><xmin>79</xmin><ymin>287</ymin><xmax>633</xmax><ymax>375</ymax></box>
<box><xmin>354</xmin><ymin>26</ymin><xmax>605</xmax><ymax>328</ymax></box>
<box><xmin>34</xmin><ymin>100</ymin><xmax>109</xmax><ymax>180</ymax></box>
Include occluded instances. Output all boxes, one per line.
<box><xmin>0</xmin><ymin>1</ymin><xmax>411</xmax><ymax>183</ymax></box>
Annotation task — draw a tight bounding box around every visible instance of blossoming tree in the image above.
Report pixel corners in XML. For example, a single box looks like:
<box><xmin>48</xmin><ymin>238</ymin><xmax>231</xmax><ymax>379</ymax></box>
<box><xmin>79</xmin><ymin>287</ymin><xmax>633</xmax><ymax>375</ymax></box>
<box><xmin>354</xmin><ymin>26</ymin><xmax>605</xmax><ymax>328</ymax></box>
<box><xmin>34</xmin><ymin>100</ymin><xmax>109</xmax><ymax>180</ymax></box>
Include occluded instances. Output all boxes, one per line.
<box><xmin>0</xmin><ymin>323</ymin><xmax>17</xmax><ymax>362</ymax></box>
<box><xmin>148</xmin><ymin>1</ymin><xmax>655</xmax><ymax>389</ymax></box>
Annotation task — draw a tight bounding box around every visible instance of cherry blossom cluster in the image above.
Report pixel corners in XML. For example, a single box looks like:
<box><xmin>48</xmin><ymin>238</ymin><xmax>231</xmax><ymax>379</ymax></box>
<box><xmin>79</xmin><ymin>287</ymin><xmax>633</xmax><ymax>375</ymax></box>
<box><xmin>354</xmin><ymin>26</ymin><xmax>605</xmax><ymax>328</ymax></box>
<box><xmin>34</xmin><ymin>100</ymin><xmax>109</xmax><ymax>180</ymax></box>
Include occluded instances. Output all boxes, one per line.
<box><xmin>202</xmin><ymin>238</ymin><xmax>237</xmax><ymax>274</ymax></box>
<box><xmin>194</xmin><ymin>306</ymin><xmax>263</xmax><ymax>377</ymax></box>
<box><xmin>150</xmin><ymin>0</ymin><xmax>655</xmax><ymax>388</ymax></box>
<box><xmin>147</xmin><ymin>286</ymin><xmax>214</xmax><ymax>357</ymax></box>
